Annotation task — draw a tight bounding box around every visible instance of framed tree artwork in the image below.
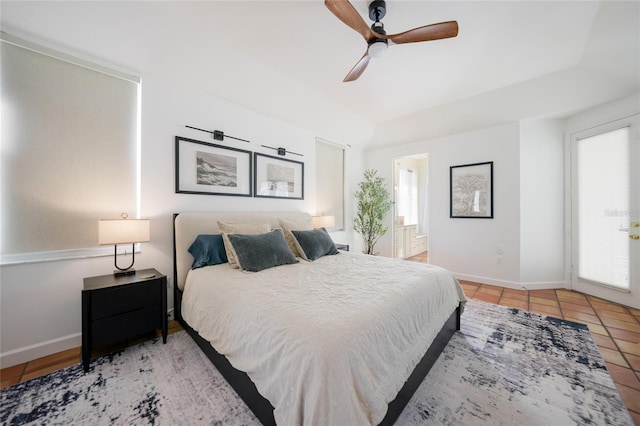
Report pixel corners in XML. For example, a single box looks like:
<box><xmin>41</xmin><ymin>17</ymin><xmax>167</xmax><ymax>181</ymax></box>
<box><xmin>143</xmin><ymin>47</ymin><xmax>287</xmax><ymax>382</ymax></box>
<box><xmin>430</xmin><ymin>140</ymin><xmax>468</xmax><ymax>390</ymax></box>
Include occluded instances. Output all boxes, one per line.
<box><xmin>450</xmin><ymin>161</ymin><xmax>493</xmax><ymax>218</ymax></box>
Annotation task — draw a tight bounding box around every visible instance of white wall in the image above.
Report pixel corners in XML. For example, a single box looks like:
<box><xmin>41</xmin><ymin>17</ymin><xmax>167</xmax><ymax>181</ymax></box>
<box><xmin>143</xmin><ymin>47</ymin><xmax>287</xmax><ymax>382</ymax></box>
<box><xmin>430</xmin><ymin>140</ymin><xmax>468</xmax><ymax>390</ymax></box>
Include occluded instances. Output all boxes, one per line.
<box><xmin>366</xmin><ymin>122</ymin><xmax>522</xmax><ymax>286</ymax></box>
<box><xmin>565</xmin><ymin>93</ymin><xmax>640</xmax><ymax>133</ymax></box>
<box><xmin>519</xmin><ymin>119</ymin><xmax>565</xmax><ymax>286</ymax></box>
<box><xmin>0</xmin><ymin>75</ymin><xmax>365</xmax><ymax>368</ymax></box>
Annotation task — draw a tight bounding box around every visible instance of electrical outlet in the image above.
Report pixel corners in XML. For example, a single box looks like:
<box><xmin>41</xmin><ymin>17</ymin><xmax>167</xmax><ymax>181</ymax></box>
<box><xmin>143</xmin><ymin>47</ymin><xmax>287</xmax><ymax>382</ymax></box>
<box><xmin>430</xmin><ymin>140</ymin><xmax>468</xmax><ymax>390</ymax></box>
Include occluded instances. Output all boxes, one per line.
<box><xmin>496</xmin><ymin>246</ymin><xmax>504</xmax><ymax>255</ymax></box>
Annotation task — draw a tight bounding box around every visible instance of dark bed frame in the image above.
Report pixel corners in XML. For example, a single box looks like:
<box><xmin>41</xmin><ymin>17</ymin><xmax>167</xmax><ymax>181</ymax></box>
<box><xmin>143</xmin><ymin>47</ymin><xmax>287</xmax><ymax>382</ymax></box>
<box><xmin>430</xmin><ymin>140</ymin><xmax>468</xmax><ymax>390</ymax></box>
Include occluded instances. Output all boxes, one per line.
<box><xmin>173</xmin><ymin>215</ymin><xmax>461</xmax><ymax>425</ymax></box>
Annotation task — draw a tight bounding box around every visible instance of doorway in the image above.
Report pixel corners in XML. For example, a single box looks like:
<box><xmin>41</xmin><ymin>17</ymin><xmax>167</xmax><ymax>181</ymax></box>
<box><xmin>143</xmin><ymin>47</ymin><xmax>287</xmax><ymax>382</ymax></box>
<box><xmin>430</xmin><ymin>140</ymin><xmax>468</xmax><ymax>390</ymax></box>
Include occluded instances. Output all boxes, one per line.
<box><xmin>393</xmin><ymin>155</ymin><xmax>429</xmax><ymax>260</ymax></box>
<box><xmin>570</xmin><ymin>115</ymin><xmax>640</xmax><ymax>309</ymax></box>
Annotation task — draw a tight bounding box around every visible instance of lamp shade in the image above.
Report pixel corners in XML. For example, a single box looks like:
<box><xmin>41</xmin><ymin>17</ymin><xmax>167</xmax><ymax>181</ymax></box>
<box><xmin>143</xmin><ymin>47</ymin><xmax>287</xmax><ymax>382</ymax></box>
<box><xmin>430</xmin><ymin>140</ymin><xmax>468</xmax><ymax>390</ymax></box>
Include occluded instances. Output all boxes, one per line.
<box><xmin>99</xmin><ymin>218</ymin><xmax>150</xmax><ymax>245</ymax></box>
<box><xmin>312</xmin><ymin>215</ymin><xmax>335</xmax><ymax>229</ymax></box>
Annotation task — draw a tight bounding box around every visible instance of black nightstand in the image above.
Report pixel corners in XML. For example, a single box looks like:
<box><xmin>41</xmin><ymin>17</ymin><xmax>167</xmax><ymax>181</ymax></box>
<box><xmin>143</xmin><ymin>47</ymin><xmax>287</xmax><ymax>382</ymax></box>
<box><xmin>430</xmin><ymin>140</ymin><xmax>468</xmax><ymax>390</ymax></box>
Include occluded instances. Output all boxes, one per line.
<box><xmin>82</xmin><ymin>268</ymin><xmax>167</xmax><ymax>371</ymax></box>
<box><xmin>335</xmin><ymin>244</ymin><xmax>349</xmax><ymax>251</ymax></box>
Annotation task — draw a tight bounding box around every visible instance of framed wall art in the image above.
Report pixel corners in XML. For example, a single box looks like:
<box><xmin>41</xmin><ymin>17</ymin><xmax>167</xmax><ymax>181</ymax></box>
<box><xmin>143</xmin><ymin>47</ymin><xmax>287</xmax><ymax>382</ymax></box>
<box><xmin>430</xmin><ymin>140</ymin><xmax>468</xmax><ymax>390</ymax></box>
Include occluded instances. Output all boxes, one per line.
<box><xmin>450</xmin><ymin>161</ymin><xmax>493</xmax><ymax>218</ymax></box>
<box><xmin>254</xmin><ymin>153</ymin><xmax>304</xmax><ymax>200</ymax></box>
<box><xmin>175</xmin><ymin>136</ymin><xmax>252</xmax><ymax>197</ymax></box>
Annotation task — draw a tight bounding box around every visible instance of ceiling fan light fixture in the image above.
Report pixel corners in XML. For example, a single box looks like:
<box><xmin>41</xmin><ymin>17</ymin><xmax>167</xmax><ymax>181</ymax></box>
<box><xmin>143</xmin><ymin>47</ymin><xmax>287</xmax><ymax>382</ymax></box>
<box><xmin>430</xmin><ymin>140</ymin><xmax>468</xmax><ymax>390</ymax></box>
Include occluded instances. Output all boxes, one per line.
<box><xmin>368</xmin><ymin>40</ymin><xmax>387</xmax><ymax>58</ymax></box>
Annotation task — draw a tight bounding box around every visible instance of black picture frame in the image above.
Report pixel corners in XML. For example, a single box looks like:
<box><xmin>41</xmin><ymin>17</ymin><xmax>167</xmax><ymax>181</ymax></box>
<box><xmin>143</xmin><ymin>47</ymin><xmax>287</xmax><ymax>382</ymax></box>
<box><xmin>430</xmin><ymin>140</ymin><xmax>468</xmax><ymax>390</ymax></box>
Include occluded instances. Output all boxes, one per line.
<box><xmin>254</xmin><ymin>153</ymin><xmax>304</xmax><ymax>200</ymax></box>
<box><xmin>450</xmin><ymin>161</ymin><xmax>493</xmax><ymax>218</ymax></box>
<box><xmin>175</xmin><ymin>136</ymin><xmax>252</xmax><ymax>197</ymax></box>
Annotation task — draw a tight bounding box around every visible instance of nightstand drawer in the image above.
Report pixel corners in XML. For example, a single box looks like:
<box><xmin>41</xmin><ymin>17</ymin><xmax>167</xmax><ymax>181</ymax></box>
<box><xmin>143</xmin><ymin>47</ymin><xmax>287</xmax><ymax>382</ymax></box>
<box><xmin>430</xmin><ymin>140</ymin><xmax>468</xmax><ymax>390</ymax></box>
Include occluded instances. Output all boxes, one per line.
<box><xmin>91</xmin><ymin>279</ymin><xmax>160</xmax><ymax>319</ymax></box>
<box><xmin>91</xmin><ymin>305</ymin><xmax>161</xmax><ymax>347</ymax></box>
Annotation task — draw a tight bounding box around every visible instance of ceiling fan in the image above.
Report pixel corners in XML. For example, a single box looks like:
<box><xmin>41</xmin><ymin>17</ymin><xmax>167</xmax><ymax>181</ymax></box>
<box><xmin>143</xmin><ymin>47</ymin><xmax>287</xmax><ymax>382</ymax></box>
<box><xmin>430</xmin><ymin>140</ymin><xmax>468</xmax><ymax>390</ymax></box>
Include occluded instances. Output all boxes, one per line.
<box><xmin>325</xmin><ymin>0</ymin><xmax>459</xmax><ymax>82</ymax></box>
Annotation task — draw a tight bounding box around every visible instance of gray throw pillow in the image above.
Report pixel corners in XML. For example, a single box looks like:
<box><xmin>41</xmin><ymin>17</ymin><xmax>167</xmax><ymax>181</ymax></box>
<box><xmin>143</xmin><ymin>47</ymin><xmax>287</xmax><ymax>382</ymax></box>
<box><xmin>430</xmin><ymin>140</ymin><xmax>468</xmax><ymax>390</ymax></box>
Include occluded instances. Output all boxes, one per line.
<box><xmin>291</xmin><ymin>228</ymin><xmax>339</xmax><ymax>261</ymax></box>
<box><xmin>227</xmin><ymin>229</ymin><xmax>298</xmax><ymax>272</ymax></box>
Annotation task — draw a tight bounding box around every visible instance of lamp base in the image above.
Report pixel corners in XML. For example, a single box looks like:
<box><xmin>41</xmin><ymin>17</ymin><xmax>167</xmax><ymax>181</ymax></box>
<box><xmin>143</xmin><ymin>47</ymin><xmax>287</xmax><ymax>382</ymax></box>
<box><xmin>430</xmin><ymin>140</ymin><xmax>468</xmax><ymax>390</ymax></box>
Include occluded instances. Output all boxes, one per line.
<box><xmin>113</xmin><ymin>269</ymin><xmax>136</xmax><ymax>277</ymax></box>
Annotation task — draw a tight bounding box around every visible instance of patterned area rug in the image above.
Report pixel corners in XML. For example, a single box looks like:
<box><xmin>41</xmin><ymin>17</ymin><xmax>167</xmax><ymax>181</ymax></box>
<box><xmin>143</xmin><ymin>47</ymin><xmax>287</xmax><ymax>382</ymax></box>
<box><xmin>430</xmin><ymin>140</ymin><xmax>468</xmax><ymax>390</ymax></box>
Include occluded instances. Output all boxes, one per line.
<box><xmin>1</xmin><ymin>300</ymin><xmax>633</xmax><ymax>426</ymax></box>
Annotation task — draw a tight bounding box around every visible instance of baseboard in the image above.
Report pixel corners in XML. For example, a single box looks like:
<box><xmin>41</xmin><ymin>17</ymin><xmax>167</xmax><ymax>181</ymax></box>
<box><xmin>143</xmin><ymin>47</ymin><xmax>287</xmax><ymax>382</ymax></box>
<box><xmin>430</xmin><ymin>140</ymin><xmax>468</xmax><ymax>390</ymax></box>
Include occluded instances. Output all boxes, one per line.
<box><xmin>452</xmin><ymin>273</ymin><xmax>568</xmax><ymax>291</ymax></box>
<box><xmin>0</xmin><ymin>332</ymin><xmax>81</xmax><ymax>369</ymax></box>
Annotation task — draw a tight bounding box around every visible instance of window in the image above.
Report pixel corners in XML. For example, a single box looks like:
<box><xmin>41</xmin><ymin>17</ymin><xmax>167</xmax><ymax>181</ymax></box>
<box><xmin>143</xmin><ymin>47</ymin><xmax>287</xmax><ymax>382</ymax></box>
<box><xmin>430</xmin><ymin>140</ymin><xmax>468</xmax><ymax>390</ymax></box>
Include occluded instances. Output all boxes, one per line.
<box><xmin>315</xmin><ymin>138</ymin><xmax>345</xmax><ymax>229</ymax></box>
<box><xmin>1</xmin><ymin>34</ymin><xmax>140</xmax><ymax>263</ymax></box>
<box><xmin>397</xmin><ymin>168</ymin><xmax>418</xmax><ymax>225</ymax></box>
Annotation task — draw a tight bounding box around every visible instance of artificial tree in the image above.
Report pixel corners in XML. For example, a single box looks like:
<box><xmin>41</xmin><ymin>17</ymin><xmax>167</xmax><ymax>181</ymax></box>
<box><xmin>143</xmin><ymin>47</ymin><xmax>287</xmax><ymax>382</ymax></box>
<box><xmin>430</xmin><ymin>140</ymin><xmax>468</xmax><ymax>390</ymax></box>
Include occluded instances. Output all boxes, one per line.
<box><xmin>354</xmin><ymin>169</ymin><xmax>392</xmax><ymax>255</ymax></box>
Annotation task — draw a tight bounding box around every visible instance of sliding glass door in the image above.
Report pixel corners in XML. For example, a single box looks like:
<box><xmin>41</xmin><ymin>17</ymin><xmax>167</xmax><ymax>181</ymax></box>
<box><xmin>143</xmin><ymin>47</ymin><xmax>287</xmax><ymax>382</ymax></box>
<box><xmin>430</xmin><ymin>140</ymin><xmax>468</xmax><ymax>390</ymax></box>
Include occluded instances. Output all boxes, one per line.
<box><xmin>571</xmin><ymin>116</ymin><xmax>640</xmax><ymax>308</ymax></box>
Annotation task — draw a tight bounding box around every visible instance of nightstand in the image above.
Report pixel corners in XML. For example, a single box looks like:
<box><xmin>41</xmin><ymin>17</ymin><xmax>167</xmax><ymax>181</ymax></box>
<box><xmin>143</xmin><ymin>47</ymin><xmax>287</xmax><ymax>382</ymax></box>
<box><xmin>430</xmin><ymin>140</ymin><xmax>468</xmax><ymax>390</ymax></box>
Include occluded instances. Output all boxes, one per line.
<box><xmin>82</xmin><ymin>268</ymin><xmax>167</xmax><ymax>371</ymax></box>
<box><xmin>335</xmin><ymin>244</ymin><xmax>349</xmax><ymax>251</ymax></box>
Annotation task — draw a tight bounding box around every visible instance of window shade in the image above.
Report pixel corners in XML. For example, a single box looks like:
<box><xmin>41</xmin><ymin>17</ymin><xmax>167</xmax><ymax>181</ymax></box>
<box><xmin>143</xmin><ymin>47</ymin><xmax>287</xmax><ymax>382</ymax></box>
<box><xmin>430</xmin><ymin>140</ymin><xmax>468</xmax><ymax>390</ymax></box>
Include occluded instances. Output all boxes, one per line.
<box><xmin>1</xmin><ymin>36</ymin><xmax>139</xmax><ymax>260</ymax></box>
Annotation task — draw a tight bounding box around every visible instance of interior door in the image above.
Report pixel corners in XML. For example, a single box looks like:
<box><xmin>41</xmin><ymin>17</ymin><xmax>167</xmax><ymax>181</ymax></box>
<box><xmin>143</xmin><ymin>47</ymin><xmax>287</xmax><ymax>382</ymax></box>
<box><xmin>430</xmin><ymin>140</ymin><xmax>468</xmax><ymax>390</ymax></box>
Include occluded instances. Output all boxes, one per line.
<box><xmin>571</xmin><ymin>115</ymin><xmax>640</xmax><ymax>309</ymax></box>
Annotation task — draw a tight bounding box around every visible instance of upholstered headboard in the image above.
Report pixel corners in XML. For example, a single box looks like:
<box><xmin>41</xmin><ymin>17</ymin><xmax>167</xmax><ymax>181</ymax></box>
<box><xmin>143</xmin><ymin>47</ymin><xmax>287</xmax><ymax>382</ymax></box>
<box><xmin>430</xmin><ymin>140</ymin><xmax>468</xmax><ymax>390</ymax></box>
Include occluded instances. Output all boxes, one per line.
<box><xmin>173</xmin><ymin>211</ymin><xmax>312</xmax><ymax>292</ymax></box>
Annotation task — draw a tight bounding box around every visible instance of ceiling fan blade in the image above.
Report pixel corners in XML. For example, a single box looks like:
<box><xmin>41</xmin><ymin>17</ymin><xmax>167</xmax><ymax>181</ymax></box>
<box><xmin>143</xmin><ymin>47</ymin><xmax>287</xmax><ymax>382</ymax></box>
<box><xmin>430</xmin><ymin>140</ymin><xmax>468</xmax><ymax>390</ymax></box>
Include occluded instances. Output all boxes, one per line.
<box><xmin>343</xmin><ymin>51</ymin><xmax>370</xmax><ymax>82</ymax></box>
<box><xmin>387</xmin><ymin>21</ymin><xmax>458</xmax><ymax>45</ymax></box>
<box><xmin>325</xmin><ymin>0</ymin><xmax>375</xmax><ymax>42</ymax></box>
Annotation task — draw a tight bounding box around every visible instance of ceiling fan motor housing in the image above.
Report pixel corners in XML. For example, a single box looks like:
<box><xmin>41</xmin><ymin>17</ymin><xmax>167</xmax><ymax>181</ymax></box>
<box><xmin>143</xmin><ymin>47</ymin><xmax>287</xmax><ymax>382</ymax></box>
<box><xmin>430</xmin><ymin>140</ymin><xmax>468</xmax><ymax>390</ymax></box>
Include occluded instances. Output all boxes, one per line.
<box><xmin>368</xmin><ymin>18</ymin><xmax>388</xmax><ymax>58</ymax></box>
<box><xmin>368</xmin><ymin>21</ymin><xmax>388</xmax><ymax>57</ymax></box>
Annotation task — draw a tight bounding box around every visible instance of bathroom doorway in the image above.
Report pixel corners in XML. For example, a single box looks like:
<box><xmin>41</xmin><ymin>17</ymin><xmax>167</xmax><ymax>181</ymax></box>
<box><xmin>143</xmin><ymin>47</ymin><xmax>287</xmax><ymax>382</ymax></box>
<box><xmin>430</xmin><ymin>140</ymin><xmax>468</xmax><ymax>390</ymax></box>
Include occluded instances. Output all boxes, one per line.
<box><xmin>393</xmin><ymin>154</ymin><xmax>429</xmax><ymax>261</ymax></box>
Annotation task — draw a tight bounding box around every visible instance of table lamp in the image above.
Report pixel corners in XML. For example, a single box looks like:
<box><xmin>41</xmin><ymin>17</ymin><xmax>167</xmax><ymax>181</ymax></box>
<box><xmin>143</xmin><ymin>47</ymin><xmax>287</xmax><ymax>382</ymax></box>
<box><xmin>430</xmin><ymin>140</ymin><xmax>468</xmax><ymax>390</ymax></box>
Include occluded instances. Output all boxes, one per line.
<box><xmin>99</xmin><ymin>213</ymin><xmax>150</xmax><ymax>276</ymax></box>
<box><xmin>312</xmin><ymin>215</ymin><xmax>335</xmax><ymax>229</ymax></box>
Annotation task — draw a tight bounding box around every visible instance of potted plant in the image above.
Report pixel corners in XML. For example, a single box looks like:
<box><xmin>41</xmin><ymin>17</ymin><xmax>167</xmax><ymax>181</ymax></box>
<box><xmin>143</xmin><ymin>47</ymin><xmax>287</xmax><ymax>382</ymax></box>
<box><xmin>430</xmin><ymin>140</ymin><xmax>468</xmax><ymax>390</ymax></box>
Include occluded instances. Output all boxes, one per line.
<box><xmin>354</xmin><ymin>169</ymin><xmax>392</xmax><ymax>255</ymax></box>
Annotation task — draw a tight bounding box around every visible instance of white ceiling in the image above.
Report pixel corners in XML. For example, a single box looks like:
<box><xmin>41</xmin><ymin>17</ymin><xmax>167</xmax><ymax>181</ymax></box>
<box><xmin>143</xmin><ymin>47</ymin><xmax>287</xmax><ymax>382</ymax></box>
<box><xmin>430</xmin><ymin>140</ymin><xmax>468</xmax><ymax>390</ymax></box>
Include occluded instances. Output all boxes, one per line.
<box><xmin>1</xmin><ymin>1</ymin><xmax>639</xmax><ymax>147</ymax></box>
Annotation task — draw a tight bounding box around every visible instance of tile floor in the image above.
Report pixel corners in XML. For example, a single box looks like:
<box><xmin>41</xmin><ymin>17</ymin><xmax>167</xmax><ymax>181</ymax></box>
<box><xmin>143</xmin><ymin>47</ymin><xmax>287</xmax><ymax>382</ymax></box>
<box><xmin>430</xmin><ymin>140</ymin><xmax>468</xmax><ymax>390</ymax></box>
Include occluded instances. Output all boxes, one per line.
<box><xmin>1</xmin><ymin>254</ymin><xmax>639</xmax><ymax>424</ymax></box>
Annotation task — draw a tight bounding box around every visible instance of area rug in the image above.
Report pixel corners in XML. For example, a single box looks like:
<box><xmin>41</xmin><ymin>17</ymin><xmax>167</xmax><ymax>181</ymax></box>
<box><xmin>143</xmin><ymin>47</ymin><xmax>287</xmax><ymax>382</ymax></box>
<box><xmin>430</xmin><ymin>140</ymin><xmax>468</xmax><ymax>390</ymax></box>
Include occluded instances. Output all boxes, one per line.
<box><xmin>1</xmin><ymin>300</ymin><xmax>633</xmax><ymax>426</ymax></box>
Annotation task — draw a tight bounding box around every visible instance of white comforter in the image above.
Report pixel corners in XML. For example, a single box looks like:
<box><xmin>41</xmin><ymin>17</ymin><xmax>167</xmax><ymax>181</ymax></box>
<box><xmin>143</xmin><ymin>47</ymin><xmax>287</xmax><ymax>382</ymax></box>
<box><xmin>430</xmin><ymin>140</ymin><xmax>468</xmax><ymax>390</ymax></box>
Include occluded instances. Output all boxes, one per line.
<box><xmin>181</xmin><ymin>251</ymin><xmax>466</xmax><ymax>426</ymax></box>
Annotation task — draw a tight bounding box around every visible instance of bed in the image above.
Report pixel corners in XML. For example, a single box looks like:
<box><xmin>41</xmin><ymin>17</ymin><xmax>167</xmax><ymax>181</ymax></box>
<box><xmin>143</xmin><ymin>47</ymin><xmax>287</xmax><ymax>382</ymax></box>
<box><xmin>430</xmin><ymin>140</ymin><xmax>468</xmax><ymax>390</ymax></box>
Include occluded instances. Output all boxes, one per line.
<box><xmin>173</xmin><ymin>211</ymin><xmax>466</xmax><ymax>425</ymax></box>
